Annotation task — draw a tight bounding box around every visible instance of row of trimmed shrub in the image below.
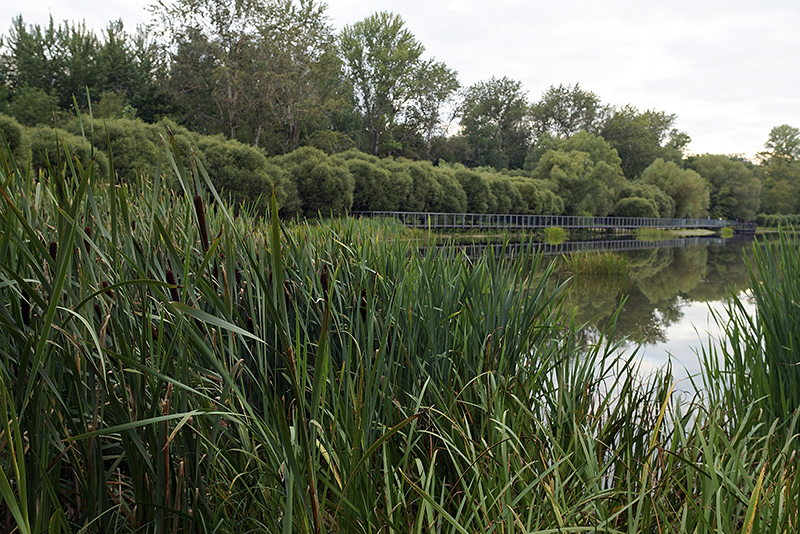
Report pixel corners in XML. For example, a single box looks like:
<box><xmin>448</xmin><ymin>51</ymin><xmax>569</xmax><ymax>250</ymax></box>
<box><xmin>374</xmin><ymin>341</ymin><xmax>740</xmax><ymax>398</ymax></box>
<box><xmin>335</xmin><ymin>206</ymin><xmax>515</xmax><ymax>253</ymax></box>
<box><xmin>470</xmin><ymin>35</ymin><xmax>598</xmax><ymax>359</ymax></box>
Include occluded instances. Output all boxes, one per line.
<box><xmin>1</xmin><ymin>113</ymin><xmax>568</xmax><ymax>218</ymax></box>
<box><xmin>755</xmin><ymin>213</ymin><xmax>800</xmax><ymax>227</ymax></box>
<box><xmin>2</xmin><ymin>113</ymin><xmax>714</xmax><ymax>221</ymax></box>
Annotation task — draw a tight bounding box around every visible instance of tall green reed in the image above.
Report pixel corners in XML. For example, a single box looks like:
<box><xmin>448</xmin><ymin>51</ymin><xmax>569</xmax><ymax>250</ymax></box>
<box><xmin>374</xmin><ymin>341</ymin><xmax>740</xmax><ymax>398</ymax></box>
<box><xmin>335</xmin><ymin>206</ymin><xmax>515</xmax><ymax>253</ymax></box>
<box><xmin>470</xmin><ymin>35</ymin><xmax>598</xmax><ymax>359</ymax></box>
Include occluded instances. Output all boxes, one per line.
<box><xmin>0</xmin><ymin>123</ymin><xmax>797</xmax><ymax>533</ymax></box>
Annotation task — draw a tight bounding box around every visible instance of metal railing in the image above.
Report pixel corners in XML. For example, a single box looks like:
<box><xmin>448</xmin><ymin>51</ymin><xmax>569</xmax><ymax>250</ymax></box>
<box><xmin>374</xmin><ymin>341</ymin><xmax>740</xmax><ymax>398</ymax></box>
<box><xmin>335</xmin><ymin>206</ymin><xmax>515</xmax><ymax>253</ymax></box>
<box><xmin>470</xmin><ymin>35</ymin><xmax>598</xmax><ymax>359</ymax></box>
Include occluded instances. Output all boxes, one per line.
<box><xmin>352</xmin><ymin>211</ymin><xmax>746</xmax><ymax>231</ymax></box>
<box><xmin>419</xmin><ymin>234</ymin><xmax>755</xmax><ymax>260</ymax></box>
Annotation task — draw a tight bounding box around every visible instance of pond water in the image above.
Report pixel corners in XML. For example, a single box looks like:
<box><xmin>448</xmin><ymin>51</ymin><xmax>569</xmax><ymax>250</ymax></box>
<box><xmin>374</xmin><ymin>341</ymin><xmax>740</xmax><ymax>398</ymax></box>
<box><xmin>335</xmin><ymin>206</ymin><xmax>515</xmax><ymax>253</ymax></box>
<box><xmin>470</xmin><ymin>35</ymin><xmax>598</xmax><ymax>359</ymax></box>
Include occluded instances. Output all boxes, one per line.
<box><xmin>558</xmin><ymin>235</ymin><xmax>759</xmax><ymax>393</ymax></box>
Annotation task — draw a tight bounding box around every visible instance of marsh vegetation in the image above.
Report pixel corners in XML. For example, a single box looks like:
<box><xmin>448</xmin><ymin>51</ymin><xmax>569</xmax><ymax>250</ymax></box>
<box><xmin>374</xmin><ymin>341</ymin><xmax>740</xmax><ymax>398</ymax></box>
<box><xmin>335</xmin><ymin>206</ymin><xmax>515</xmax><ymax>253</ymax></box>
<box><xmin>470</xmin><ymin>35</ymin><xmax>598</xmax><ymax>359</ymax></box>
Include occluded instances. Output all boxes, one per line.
<box><xmin>0</xmin><ymin>132</ymin><xmax>798</xmax><ymax>534</ymax></box>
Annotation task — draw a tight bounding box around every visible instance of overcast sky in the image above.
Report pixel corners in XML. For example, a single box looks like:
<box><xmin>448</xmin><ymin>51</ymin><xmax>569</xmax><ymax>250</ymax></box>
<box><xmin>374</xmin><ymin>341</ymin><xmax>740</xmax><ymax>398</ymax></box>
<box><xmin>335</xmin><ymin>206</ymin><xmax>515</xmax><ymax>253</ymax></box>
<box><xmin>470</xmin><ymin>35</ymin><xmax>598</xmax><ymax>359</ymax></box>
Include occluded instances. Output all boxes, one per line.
<box><xmin>2</xmin><ymin>0</ymin><xmax>799</xmax><ymax>160</ymax></box>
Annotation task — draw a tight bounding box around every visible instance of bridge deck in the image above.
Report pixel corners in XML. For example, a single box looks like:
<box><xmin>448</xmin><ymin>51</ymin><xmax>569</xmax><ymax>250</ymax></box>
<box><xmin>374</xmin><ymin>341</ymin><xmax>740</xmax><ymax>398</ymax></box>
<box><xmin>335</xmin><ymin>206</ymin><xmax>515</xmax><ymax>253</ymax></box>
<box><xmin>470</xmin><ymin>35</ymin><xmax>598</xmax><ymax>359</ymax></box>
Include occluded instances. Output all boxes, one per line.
<box><xmin>354</xmin><ymin>211</ymin><xmax>756</xmax><ymax>233</ymax></box>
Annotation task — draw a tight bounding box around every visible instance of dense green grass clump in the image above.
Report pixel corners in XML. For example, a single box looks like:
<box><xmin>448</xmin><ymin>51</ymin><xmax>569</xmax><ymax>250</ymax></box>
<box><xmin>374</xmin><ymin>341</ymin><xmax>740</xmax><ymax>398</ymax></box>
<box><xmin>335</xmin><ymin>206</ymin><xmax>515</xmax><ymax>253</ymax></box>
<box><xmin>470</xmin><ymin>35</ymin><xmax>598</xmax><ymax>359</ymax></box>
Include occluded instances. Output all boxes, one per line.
<box><xmin>562</xmin><ymin>251</ymin><xmax>630</xmax><ymax>277</ymax></box>
<box><xmin>543</xmin><ymin>226</ymin><xmax>568</xmax><ymax>244</ymax></box>
<box><xmin>0</xmin><ymin>132</ymin><xmax>798</xmax><ymax>533</ymax></box>
<box><xmin>635</xmin><ymin>227</ymin><xmax>677</xmax><ymax>241</ymax></box>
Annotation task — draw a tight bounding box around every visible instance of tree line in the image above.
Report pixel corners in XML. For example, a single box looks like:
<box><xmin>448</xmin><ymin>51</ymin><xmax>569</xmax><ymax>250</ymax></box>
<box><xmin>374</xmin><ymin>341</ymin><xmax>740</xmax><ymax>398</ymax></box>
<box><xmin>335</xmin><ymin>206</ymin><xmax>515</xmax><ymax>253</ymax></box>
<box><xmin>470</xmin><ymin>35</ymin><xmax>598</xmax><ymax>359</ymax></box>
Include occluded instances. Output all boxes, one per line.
<box><xmin>1</xmin><ymin>1</ymin><xmax>798</xmax><ymax>219</ymax></box>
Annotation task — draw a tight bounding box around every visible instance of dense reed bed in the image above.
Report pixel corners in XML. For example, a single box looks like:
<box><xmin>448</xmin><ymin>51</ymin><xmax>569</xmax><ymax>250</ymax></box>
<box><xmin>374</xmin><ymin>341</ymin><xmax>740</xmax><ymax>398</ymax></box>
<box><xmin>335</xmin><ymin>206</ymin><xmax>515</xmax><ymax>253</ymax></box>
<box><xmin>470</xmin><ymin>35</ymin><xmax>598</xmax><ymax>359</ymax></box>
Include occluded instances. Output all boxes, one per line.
<box><xmin>0</xmin><ymin>130</ymin><xmax>798</xmax><ymax>533</ymax></box>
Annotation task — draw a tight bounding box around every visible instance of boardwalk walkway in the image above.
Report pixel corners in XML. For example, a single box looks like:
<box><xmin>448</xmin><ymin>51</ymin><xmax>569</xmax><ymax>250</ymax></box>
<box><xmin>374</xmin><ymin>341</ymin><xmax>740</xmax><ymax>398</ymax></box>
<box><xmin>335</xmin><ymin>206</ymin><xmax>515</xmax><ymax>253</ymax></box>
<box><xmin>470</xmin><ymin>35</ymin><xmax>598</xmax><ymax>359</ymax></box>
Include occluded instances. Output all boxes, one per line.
<box><xmin>354</xmin><ymin>211</ymin><xmax>756</xmax><ymax>234</ymax></box>
<box><xmin>423</xmin><ymin>235</ymin><xmax>754</xmax><ymax>260</ymax></box>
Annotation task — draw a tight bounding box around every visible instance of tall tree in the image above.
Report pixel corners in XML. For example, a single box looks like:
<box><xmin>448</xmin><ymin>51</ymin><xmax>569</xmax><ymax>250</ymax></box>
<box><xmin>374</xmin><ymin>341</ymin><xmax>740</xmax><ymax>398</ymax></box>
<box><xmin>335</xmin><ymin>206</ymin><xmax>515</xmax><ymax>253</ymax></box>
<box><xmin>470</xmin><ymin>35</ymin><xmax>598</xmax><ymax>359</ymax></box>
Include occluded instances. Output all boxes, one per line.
<box><xmin>338</xmin><ymin>11</ymin><xmax>424</xmax><ymax>156</ymax></box>
<box><xmin>154</xmin><ymin>0</ymin><xmax>341</xmax><ymax>149</ymax></box>
<box><xmin>2</xmin><ymin>16</ymin><xmax>169</xmax><ymax>122</ymax></box>
<box><xmin>601</xmin><ymin>105</ymin><xmax>689</xmax><ymax>179</ymax></box>
<box><xmin>530</xmin><ymin>83</ymin><xmax>607</xmax><ymax>138</ymax></box>
<box><xmin>640</xmin><ymin>158</ymin><xmax>709</xmax><ymax>218</ymax></box>
<box><xmin>758</xmin><ymin>124</ymin><xmax>800</xmax><ymax>214</ymax></box>
<box><xmin>687</xmin><ymin>154</ymin><xmax>761</xmax><ymax>220</ymax></box>
<box><xmin>759</xmin><ymin>124</ymin><xmax>800</xmax><ymax>162</ymax></box>
<box><xmin>403</xmin><ymin>59</ymin><xmax>460</xmax><ymax>160</ymax></box>
<box><xmin>532</xmin><ymin>131</ymin><xmax>626</xmax><ymax>216</ymax></box>
<box><xmin>460</xmin><ymin>76</ymin><xmax>531</xmax><ymax>170</ymax></box>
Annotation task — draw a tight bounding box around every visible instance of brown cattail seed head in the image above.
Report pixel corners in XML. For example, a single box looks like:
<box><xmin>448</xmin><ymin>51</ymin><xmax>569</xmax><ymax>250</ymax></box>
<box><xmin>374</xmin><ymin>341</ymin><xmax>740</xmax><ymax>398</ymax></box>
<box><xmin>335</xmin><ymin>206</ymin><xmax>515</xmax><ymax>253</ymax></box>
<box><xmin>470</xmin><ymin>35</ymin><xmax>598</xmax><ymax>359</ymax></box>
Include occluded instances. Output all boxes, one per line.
<box><xmin>84</xmin><ymin>226</ymin><xmax>92</xmax><ymax>253</ymax></box>
<box><xmin>49</xmin><ymin>241</ymin><xmax>58</xmax><ymax>261</ymax></box>
<box><xmin>360</xmin><ymin>289</ymin><xmax>368</xmax><ymax>323</ymax></box>
<box><xmin>101</xmin><ymin>280</ymin><xmax>115</xmax><ymax>300</ymax></box>
<box><xmin>166</xmin><ymin>270</ymin><xmax>180</xmax><ymax>302</ymax></box>
<box><xmin>320</xmin><ymin>264</ymin><xmax>328</xmax><ymax>296</ymax></box>
<box><xmin>21</xmin><ymin>295</ymin><xmax>31</xmax><ymax>326</ymax></box>
<box><xmin>194</xmin><ymin>195</ymin><xmax>210</xmax><ymax>252</ymax></box>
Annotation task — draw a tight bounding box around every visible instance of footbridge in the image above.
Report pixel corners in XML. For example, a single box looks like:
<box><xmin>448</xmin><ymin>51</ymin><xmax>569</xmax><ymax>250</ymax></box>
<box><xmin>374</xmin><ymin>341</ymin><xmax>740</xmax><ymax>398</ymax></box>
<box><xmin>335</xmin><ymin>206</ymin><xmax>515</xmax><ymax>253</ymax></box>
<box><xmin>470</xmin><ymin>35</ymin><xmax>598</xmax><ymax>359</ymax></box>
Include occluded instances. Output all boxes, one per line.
<box><xmin>353</xmin><ymin>211</ymin><xmax>756</xmax><ymax>234</ymax></box>
<box><xmin>422</xmin><ymin>235</ymin><xmax>755</xmax><ymax>260</ymax></box>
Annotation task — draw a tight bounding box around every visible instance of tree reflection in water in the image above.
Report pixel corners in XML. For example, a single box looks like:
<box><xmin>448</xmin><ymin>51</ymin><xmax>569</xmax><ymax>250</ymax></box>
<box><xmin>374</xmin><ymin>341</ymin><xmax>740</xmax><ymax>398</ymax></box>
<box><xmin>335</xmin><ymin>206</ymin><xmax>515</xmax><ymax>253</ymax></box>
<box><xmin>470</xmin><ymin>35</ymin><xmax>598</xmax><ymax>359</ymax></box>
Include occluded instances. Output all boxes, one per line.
<box><xmin>561</xmin><ymin>240</ymin><xmax>755</xmax><ymax>350</ymax></box>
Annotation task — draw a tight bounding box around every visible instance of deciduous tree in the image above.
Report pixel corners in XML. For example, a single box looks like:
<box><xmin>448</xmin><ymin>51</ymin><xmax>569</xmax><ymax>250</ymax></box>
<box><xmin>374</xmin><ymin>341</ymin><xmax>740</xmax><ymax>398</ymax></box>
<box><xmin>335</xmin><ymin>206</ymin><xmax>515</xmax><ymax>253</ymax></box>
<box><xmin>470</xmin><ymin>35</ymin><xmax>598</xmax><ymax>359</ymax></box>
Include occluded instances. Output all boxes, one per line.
<box><xmin>338</xmin><ymin>12</ymin><xmax>424</xmax><ymax>156</ymax></box>
<box><xmin>530</xmin><ymin>83</ymin><xmax>607</xmax><ymax>138</ymax></box>
<box><xmin>460</xmin><ymin>76</ymin><xmax>531</xmax><ymax>170</ymax></box>
<box><xmin>688</xmin><ymin>154</ymin><xmax>761</xmax><ymax>220</ymax></box>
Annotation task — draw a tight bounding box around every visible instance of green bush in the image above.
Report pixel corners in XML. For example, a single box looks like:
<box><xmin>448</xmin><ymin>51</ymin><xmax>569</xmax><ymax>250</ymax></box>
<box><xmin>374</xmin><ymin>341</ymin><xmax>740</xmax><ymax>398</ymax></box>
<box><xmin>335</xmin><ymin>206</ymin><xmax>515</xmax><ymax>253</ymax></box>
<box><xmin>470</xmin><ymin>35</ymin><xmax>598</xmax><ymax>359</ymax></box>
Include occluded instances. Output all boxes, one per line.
<box><xmin>614</xmin><ymin>196</ymin><xmax>659</xmax><ymax>218</ymax></box>
<box><xmin>345</xmin><ymin>155</ymin><xmax>409</xmax><ymax>211</ymax></box>
<box><xmin>452</xmin><ymin>166</ymin><xmax>495</xmax><ymax>213</ymax></box>
<box><xmin>196</xmin><ymin>135</ymin><xmax>296</xmax><ymax>216</ymax></box>
<box><xmin>271</xmin><ymin>146</ymin><xmax>354</xmax><ymax>217</ymax></box>
<box><xmin>64</xmin><ymin>117</ymin><xmax>161</xmax><ymax>182</ymax></box>
<box><xmin>511</xmin><ymin>177</ymin><xmax>564</xmax><ymax>214</ymax></box>
<box><xmin>756</xmin><ymin>213</ymin><xmax>800</xmax><ymax>227</ymax></box>
<box><xmin>427</xmin><ymin>164</ymin><xmax>468</xmax><ymax>213</ymax></box>
<box><xmin>0</xmin><ymin>113</ymin><xmax>26</xmax><ymax>160</ymax></box>
<box><xmin>26</xmin><ymin>125</ymin><xmax>109</xmax><ymax>182</ymax></box>
<box><xmin>487</xmin><ymin>175</ymin><xmax>527</xmax><ymax>214</ymax></box>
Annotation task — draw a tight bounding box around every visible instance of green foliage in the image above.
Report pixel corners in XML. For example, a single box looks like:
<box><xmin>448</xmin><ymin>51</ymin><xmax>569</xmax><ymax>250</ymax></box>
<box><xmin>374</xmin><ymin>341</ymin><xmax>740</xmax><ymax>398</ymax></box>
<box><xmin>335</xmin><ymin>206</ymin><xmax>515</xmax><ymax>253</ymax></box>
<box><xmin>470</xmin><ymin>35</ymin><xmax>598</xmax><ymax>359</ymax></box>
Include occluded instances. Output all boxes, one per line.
<box><xmin>460</xmin><ymin>76</ymin><xmax>531</xmax><ymax>169</ymax></box>
<box><xmin>617</xmin><ymin>182</ymin><xmax>675</xmax><ymax>217</ymax></box>
<box><xmin>486</xmin><ymin>175</ymin><xmax>526</xmax><ymax>214</ymax></box>
<box><xmin>615</xmin><ymin>196</ymin><xmax>659</xmax><ymax>218</ymax></box>
<box><xmin>155</xmin><ymin>0</ymin><xmax>342</xmax><ymax>150</ymax></box>
<box><xmin>66</xmin><ymin>117</ymin><xmax>160</xmax><ymax>181</ymax></box>
<box><xmin>704</xmin><ymin>229</ymin><xmax>800</xmax><ymax>420</ymax></box>
<box><xmin>94</xmin><ymin>90</ymin><xmax>137</xmax><ymax>119</ymax></box>
<box><xmin>543</xmin><ymin>225</ymin><xmax>567</xmax><ymax>244</ymax></box>
<box><xmin>563</xmin><ymin>251</ymin><xmax>630</xmax><ymax>276</ymax></box>
<box><xmin>426</xmin><ymin>164</ymin><xmax>468</xmax><ymax>212</ymax></box>
<box><xmin>271</xmin><ymin>145</ymin><xmax>353</xmax><ymax>217</ymax></box>
<box><xmin>688</xmin><ymin>154</ymin><xmax>761</xmax><ymax>220</ymax></box>
<box><xmin>759</xmin><ymin>123</ymin><xmax>800</xmax><ymax>162</ymax></box>
<box><xmin>404</xmin><ymin>60</ymin><xmax>460</xmax><ymax>160</ymax></box>
<box><xmin>339</xmin><ymin>11</ymin><xmax>426</xmax><ymax>156</ymax></box>
<box><xmin>196</xmin><ymin>134</ymin><xmax>293</xmax><ymax>215</ymax></box>
<box><xmin>601</xmin><ymin>105</ymin><xmax>689</xmax><ymax>179</ymax></box>
<box><xmin>4</xmin><ymin>86</ymin><xmax>59</xmax><ymax>126</ymax></box>
<box><xmin>0</xmin><ymin>113</ymin><xmax>25</xmax><ymax>159</ymax></box>
<box><xmin>510</xmin><ymin>177</ymin><xmax>564</xmax><ymax>214</ymax></box>
<box><xmin>760</xmin><ymin>158</ymin><xmax>800</xmax><ymax>214</ymax></box>
<box><xmin>640</xmin><ymin>158</ymin><xmax>709</xmax><ymax>217</ymax></box>
<box><xmin>755</xmin><ymin>212</ymin><xmax>800</xmax><ymax>227</ymax></box>
<box><xmin>452</xmin><ymin>166</ymin><xmax>496</xmax><ymax>213</ymax></box>
<box><xmin>635</xmin><ymin>227</ymin><xmax>677</xmax><ymax>240</ymax></box>
<box><xmin>523</xmin><ymin>131</ymin><xmax>561</xmax><ymax>171</ymax></box>
<box><xmin>25</xmin><ymin>125</ymin><xmax>109</xmax><ymax>182</ymax></box>
<box><xmin>534</xmin><ymin>147</ymin><xmax>625</xmax><ymax>216</ymax></box>
<box><xmin>341</xmin><ymin>151</ymin><xmax>410</xmax><ymax>211</ymax></box>
<box><xmin>0</xmin><ymin>128</ymin><xmax>798</xmax><ymax>534</ymax></box>
<box><xmin>304</xmin><ymin>129</ymin><xmax>356</xmax><ymax>154</ymax></box>
<box><xmin>3</xmin><ymin>17</ymin><xmax>169</xmax><ymax>121</ymax></box>
<box><xmin>531</xmin><ymin>83</ymin><xmax>608</xmax><ymax>138</ymax></box>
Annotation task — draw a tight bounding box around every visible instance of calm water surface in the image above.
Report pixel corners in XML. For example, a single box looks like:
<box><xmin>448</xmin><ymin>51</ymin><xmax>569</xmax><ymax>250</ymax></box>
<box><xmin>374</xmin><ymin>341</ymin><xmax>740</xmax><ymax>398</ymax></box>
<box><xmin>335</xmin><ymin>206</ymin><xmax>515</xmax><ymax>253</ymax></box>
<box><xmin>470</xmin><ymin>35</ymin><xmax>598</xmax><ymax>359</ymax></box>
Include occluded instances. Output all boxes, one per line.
<box><xmin>558</xmin><ymin>236</ymin><xmax>759</xmax><ymax>392</ymax></box>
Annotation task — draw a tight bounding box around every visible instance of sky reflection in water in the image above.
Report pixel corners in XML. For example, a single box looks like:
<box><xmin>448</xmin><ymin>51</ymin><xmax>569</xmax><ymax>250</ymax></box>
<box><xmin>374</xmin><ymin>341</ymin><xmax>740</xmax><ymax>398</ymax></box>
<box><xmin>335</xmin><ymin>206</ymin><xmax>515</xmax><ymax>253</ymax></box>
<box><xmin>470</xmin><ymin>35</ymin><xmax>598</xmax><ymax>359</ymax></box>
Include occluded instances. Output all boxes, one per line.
<box><xmin>561</xmin><ymin>237</ymin><xmax>759</xmax><ymax>394</ymax></box>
